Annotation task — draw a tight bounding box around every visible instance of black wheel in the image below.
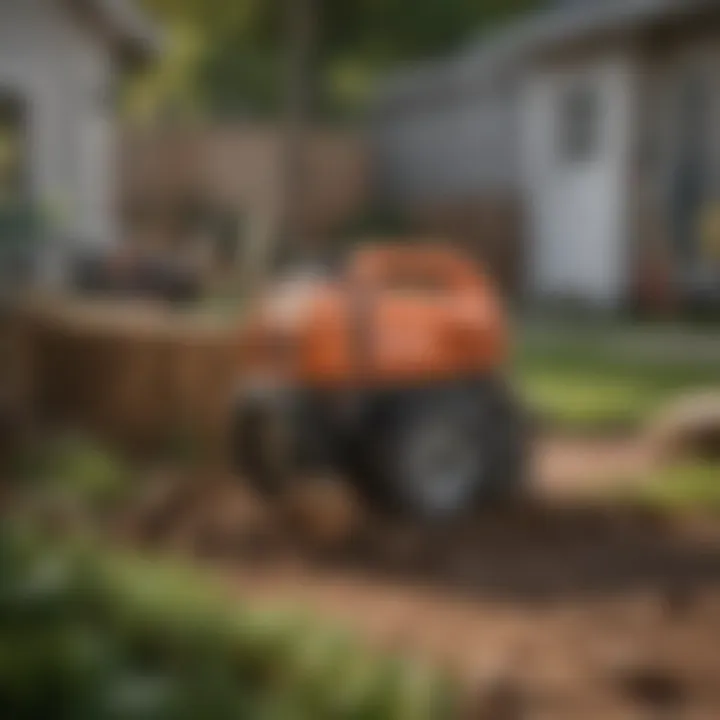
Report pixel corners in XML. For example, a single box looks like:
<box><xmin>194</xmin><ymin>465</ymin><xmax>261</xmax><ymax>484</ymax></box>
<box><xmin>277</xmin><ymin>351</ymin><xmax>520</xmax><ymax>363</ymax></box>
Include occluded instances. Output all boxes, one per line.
<box><xmin>229</xmin><ymin>388</ymin><xmax>340</xmax><ymax>496</ymax></box>
<box><xmin>367</xmin><ymin>379</ymin><xmax>526</xmax><ymax>519</ymax></box>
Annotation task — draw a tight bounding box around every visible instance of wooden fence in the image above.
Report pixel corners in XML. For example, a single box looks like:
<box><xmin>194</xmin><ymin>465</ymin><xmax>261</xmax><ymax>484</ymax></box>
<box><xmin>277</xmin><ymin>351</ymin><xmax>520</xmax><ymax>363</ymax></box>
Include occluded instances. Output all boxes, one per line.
<box><xmin>8</xmin><ymin>299</ymin><xmax>243</xmax><ymax>460</ymax></box>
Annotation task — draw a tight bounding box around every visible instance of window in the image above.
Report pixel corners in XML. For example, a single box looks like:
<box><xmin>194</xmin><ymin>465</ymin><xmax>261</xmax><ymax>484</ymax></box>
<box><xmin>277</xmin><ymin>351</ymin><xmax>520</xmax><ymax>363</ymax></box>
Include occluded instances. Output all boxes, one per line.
<box><xmin>558</xmin><ymin>83</ymin><xmax>599</xmax><ymax>164</ymax></box>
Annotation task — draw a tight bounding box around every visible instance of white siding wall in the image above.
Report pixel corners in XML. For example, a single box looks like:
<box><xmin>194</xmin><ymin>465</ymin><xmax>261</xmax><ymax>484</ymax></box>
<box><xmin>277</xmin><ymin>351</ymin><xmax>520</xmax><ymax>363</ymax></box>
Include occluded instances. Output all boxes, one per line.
<box><xmin>0</xmin><ymin>0</ymin><xmax>117</xmax><ymax>272</ymax></box>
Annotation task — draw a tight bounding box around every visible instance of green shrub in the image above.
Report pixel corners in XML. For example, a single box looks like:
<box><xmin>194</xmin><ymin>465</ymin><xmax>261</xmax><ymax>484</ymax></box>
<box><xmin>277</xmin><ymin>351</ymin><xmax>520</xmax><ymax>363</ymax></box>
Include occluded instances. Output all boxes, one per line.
<box><xmin>15</xmin><ymin>435</ymin><xmax>130</xmax><ymax>511</ymax></box>
<box><xmin>0</xmin><ymin>529</ymin><xmax>456</xmax><ymax>719</ymax></box>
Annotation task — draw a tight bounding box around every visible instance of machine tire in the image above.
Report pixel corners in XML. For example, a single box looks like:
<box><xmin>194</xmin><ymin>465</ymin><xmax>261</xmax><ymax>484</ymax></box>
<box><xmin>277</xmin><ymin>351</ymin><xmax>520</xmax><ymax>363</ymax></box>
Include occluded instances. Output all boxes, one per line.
<box><xmin>368</xmin><ymin>379</ymin><xmax>526</xmax><ymax>519</ymax></box>
<box><xmin>229</xmin><ymin>389</ymin><xmax>339</xmax><ymax>497</ymax></box>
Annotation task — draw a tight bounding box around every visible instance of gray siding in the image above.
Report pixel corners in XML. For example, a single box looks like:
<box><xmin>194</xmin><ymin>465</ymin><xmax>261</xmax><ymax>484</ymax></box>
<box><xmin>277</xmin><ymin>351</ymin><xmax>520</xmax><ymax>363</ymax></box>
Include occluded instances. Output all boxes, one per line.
<box><xmin>0</xmin><ymin>0</ymin><xmax>117</xmax><ymax>274</ymax></box>
<box><xmin>373</xmin><ymin>84</ymin><xmax>519</xmax><ymax>206</ymax></box>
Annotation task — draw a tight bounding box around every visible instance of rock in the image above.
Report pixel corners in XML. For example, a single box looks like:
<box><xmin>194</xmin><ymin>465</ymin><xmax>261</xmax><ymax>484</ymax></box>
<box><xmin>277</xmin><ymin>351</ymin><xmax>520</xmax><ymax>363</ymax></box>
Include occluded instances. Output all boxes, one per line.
<box><xmin>647</xmin><ymin>392</ymin><xmax>720</xmax><ymax>462</ymax></box>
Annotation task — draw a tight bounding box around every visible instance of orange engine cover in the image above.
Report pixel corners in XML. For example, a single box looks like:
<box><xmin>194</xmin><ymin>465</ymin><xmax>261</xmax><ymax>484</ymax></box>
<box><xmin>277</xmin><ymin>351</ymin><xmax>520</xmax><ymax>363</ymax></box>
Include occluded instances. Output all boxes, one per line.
<box><xmin>239</xmin><ymin>244</ymin><xmax>508</xmax><ymax>390</ymax></box>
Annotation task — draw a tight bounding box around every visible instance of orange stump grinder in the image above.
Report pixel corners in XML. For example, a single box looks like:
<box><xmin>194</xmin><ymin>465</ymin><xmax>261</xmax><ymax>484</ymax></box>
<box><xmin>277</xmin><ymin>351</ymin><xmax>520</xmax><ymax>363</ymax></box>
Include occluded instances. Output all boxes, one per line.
<box><xmin>232</xmin><ymin>244</ymin><xmax>525</xmax><ymax>518</ymax></box>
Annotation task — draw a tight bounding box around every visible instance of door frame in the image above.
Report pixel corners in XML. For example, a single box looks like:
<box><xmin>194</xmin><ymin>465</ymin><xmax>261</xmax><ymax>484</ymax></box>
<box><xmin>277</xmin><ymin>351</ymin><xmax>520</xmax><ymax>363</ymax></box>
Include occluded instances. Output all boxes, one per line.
<box><xmin>521</xmin><ymin>52</ymin><xmax>635</xmax><ymax>308</ymax></box>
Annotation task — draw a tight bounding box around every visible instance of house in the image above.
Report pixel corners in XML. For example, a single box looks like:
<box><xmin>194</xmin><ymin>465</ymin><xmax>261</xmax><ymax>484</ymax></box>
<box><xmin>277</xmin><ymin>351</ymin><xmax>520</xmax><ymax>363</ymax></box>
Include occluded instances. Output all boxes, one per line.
<box><xmin>372</xmin><ymin>0</ymin><xmax>720</xmax><ymax>312</ymax></box>
<box><xmin>0</xmin><ymin>0</ymin><xmax>158</xmax><ymax>283</ymax></box>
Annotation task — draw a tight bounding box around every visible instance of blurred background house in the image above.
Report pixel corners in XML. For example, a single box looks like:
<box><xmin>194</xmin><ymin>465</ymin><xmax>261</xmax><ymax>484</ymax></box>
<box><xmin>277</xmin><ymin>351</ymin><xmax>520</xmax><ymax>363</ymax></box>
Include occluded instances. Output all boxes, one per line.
<box><xmin>0</xmin><ymin>0</ymin><xmax>159</xmax><ymax>286</ymax></box>
<box><xmin>372</xmin><ymin>0</ymin><xmax>720</xmax><ymax>314</ymax></box>
<box><xmin>6</xmin><ymin>0</ymin><xmax>720</xmax><ymax>317</ymax></box>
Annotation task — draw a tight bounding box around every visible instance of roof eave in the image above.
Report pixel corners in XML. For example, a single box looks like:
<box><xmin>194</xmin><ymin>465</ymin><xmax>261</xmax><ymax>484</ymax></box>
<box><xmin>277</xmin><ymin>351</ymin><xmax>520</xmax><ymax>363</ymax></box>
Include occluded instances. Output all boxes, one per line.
<box><xmin>65</xmin><ymin>0</ymin><xmax>163</xmax><ymax>68</ymax></box>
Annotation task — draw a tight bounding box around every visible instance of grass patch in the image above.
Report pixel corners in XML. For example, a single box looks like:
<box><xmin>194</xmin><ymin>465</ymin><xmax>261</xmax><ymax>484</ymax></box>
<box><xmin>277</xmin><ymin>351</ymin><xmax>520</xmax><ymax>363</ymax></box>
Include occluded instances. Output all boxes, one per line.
<box><xmin>621</xmin><ymin>463</ymin><xmax>720</xmax><ymax>512</ymax></box>
<box><xmin>515</xmin><ymin>325</ymin><xmax>720</xmax><ymax>432</ymax></box>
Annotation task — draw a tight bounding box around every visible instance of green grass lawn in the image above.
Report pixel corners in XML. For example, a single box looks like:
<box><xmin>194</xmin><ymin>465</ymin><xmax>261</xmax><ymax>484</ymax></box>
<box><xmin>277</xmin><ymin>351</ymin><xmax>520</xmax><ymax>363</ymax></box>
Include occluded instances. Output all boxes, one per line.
<box><xmin>627</xmin><ymin>463</ymin><xmax>720</xmax><ymax>511</ymax></box>
<box><xmin>515</xmin><ymin>323</ymin><xmax>720</xmax><ymax>433</ymax></box>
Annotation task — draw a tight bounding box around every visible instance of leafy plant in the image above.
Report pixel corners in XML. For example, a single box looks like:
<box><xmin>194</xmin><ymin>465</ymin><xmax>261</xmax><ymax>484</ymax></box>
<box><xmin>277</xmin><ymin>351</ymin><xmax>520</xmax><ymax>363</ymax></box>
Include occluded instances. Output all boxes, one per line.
<box><xmin>17</xmin><ymin>435</ymin><xmax>130</xmax><ymax>512</ymax></box>
<box><xmin>0</xmin><ymin>529</ymin><xmax>457</xmax><ymax>719</ymax></box>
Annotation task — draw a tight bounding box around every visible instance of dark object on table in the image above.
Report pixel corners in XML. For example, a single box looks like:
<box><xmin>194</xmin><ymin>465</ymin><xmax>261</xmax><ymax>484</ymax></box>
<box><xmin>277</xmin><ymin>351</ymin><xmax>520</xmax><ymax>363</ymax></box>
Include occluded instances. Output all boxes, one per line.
<box><xmin>73</xmin><ymin>251</ymin><xmax>201</xmax><ymax>305</ymax></box>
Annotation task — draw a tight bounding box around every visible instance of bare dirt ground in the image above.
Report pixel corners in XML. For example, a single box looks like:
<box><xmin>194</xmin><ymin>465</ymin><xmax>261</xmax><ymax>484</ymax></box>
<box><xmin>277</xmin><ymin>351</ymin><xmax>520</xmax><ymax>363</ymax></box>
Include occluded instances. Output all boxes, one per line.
<box><xmin>128</xmin><ymin>436</ymin><xmax>720</xmax><ymax>719</ymax></box>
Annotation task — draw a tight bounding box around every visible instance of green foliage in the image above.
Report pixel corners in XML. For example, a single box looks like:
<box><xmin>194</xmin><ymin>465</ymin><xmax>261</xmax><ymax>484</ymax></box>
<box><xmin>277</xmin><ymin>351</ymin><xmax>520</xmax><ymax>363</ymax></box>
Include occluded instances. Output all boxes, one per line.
<box><xmin>132</xmin><ymin>0</ymin><xmax>540</xmax><ymax>121</ymax></box>
<box><xmin>0</xmin><ymin>530</ymin><xmax>457</xmax><ymax>719</ymax></box>
<box><xmin>127</xmin><ymin>24</ymin><xmax>205</xmax><ymax>122</ymax></box>
<box><xmin>17</xmin><ymin>435</ymin><xmax>130</xmax><ymax>511</ymax></box>
<box><xmin>131</xmin><ymin>0</ymin><xmax>283</xmax><ymax>121</ymax></box>
<box><xmin>318</xmin><ymin>0</ymin><xmax>536</xmax><ymax>67</ymax></box>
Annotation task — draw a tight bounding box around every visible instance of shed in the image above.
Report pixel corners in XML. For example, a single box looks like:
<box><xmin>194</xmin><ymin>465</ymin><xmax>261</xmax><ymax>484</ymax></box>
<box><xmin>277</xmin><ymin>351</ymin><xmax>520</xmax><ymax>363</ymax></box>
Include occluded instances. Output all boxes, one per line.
<box><xmin>373</xmin><ymin>0</ymin><xmax>720</xmax><ymax>312</ymax></box>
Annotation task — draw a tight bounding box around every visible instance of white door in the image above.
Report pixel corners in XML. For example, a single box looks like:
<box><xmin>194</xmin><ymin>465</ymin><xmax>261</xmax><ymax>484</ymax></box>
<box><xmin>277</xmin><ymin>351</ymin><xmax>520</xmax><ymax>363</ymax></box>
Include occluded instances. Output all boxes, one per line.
<box><xmin>523</xmin><ymin>57</ymin><xmax>633</xmax><ymax>307</ymax></box>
